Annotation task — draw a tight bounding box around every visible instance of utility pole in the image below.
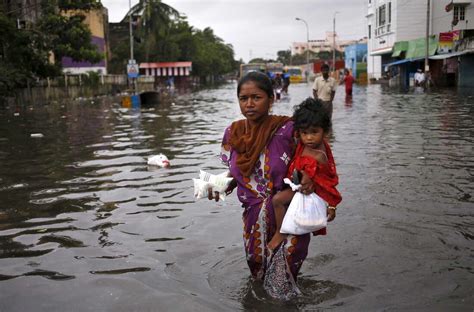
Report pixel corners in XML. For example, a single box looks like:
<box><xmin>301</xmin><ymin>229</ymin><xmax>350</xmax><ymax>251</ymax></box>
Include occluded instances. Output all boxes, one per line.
<box><xmin>296</xmin><ymin>17</ymin><xmax>309</xmax><ymax>81</ymax></box>
<box><xmin>425</xmin><ymin>0</ymin><xmax>430</xmax><ymax>73</ymax></box>
<box><xmin>333</xmin><ymin>16</ymin><xmax>336</xmax><ymax>73</ymax></box>
<box><xmin>129</xmin><ymin>0</ymin><xmax>134</xmax><ymax>61</ymax></box>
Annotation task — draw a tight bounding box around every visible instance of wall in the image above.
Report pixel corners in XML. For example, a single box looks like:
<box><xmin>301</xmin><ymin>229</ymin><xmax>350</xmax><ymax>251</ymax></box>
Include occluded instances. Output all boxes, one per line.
<box><xmin>431</xmin><ymin>2</ymin><xmax>474</xmax><ymax>35</ymax></box>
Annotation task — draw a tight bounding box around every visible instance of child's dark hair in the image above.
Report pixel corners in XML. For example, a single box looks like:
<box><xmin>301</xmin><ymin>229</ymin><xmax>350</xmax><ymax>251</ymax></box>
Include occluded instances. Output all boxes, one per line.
<box><xmin>237</xmin><ymin>71</ymin><xmax>274</xmax><ymax>98</ymax></box>
<box><xmin>293</xmin><ymin>97</ymin><xmax>332</xmax><ymax>133</ymax></box>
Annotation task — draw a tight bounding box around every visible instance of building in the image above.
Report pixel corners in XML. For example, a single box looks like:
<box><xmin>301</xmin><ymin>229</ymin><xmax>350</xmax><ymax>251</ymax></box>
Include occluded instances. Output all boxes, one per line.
<box><xmin>429</xmin><ymin>0</ymin><xmax>474</xmax><ymax>87</ymax></box>
<box><xmin>367</xmin><ymin>0</ymin><xmax>474</xmax><ymax>87</ymax></box>
<box><xmin>2</xmin><ymin>0</ymin><xmax>42</xmax><ymax>27</ymax></box>
<box><xmin>292</xmin><ymin>32</ymin><xmax>363</xmax><ymax>56</ymax></box>
<box><xmin>61</xmin><ymin>8</ymin><xmax>109</xmax><ymax>75</ymax></box>
<box><xmin>345</xmin><ymin>44</ymin><xmax>368</xmax><ymax>83</ymax></box>
<box><xmin>366</xmin><ymin>0</ymin><xmax>428</xmax><ymax>80</ymax></box>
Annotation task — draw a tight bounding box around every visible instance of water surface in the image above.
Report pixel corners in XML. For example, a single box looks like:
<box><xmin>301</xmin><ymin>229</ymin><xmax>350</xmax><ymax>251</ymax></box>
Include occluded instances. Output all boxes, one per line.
<box><xmin>0</xmin><ymin>83</ymin><xmax>473</xmax><ymax>311</ymax></box>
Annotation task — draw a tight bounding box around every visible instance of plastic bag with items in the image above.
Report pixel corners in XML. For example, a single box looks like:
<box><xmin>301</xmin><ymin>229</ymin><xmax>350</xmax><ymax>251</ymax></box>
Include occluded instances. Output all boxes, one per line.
<box><xmin>193</xmin><ymin>170</ymin><xmax>233</xmax><ymax>201</ymax></box>
<box><xmin>280</xmin><ymin>178</ymin><xmax>328</xmax><ymax>235</ymax></box>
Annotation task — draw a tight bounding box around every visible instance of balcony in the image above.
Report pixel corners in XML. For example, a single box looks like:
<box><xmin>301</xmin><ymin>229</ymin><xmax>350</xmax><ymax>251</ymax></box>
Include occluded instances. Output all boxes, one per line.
<box><xmin>453</xmin><ymin>0</ymin><xmax>471</xmax><ymax>3</ymax></box>
<box><xmin>375</xmin><ymin>24</ymin><xmax>392</xmax><ymax>37</ymax></box>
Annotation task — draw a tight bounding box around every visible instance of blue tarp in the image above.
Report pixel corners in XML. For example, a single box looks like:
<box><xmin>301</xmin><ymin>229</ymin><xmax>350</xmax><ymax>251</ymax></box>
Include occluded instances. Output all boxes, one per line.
<box><xmin>385</xmin><ymin>57</ymin><xmax>425</xmax><ymax>67</ymax></box>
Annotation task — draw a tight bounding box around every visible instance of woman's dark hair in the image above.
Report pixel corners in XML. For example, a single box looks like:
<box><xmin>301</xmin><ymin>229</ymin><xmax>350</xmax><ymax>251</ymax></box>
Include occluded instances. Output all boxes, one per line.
<box><xmin>237</xmin><ymin>71</ymin><xmax>274</xmax><ymax>98</ymax></box>
<box><xmin>293</xmin><ymin>97</ymin><xmax>331</xmax><ymax>133</ymax></box>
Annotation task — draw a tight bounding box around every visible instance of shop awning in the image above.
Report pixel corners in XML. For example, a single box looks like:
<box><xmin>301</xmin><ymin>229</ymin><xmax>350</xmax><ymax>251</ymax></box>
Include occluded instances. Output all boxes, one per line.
<box><xmin>385</xmin><ymin>57</ymin><xmax>425</xmax><ymax>67</ymax></box>
<box><xmin>391</xmin><ymin>41</ymin><xmax>408</xmax><ymax>57</ymax></box>
<box><xmin>405</xmin><ymin>36</ymin><xmax>438</xmax><ymax>59</ymax></box>
<box><xmin>370</xmin><ymin>46</ymin><xmax>393</xmax><ymax>56</ymax></box>
<box><xmin>429</xmin><ymin>49</ymin><xmax>474</xmax><ymax>59</ymax></box>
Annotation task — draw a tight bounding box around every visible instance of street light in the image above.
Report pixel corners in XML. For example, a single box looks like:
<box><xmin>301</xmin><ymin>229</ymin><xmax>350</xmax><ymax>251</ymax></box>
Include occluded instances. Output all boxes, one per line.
<box><xmin>332</xmin><ymin>11</ymin><xmax>339</xmax><ymax>74</ymax></box>
<box><xmin>295</xmin><ymin>17</ymin><xmax>309</xmax><ymax>69</ymax></box>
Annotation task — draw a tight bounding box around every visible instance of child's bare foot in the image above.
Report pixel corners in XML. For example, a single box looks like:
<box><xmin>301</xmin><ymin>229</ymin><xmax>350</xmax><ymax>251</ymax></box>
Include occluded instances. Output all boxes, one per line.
<box><xmin>268</xmin><ymin>232</ymin><xmax>287</xmax><ymax>251</ymax></box>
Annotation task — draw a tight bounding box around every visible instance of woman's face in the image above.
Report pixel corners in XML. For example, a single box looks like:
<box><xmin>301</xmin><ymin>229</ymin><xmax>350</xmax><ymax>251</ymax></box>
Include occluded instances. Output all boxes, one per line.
<box><xmin>238</xmin><ymin>81</ymin><xmax>273</xmax><ymax>126</ymax></box>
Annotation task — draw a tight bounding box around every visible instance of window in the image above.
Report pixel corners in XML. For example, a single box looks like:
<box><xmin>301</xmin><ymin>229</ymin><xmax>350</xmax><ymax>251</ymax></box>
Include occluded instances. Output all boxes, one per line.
<box><xmin>454</xmin><ymin>5</ymin><xmax>466</xmax><ymax>21</ymax></box>
<box><xmin>368</xmin><ymin>25</ymin><xmax>371</xmax><ymax>39</ymax></box>
<box><xmin>379</xmin><ymin>4</ymin><xmax>386</xmax><ymax>26</ymax></box>
<box><xmin>388</xmin><ymin>2</ymin><xmax>391</xmax><ymax>24</ymax></box>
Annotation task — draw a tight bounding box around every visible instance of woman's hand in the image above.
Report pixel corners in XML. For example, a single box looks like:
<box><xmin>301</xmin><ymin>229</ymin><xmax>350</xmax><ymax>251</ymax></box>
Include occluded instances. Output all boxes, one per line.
<box><xmin>327</xmin><ymin>208</ymin><xmax>336</xmax><ymax>222</ymax></box>
<box><xmin>299</xmin><ymin>171</ymin><xmax>315</xmax><ymax>195</ymax></box>
<box><xmin>225</xmin><ymin>179</ymin><xmax>237</xmax><ymax>196</ymax></box>
<box><xmin>207</xmin><ymin>187</ymin><xmax>220</xmax><ymax>202</ymax></box>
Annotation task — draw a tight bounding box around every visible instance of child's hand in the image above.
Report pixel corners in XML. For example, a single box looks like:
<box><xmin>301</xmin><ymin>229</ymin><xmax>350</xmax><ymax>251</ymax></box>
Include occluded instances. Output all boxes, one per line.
<box><xmin>300</xmin><ymin>171</ymin><xmax>315</xmax><ymax>195</ymax></box>
<box><xmin>327</xmin><ymin>208</ymin><xmax>336</xmax><ymax>222</ymax></box>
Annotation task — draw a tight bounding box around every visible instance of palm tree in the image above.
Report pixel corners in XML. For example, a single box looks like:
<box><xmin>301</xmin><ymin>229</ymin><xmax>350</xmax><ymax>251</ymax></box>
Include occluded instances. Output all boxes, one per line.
<box><xmin>124</xmin><ymin>0</ymin><xmax>180</xmax><ymax>61</ymax></box>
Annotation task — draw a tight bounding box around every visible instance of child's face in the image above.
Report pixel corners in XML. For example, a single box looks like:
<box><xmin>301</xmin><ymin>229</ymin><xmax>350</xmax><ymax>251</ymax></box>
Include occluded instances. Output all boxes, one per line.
<box><xmin>299</xmin><ymin>126</ymin><xmax>325</xmax><ymax>149</ymax></box>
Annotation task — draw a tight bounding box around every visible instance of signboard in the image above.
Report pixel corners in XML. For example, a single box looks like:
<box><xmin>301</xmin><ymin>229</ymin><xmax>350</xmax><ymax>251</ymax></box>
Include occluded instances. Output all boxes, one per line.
<box><xmin>438</xmin><ymin>32</ymin><xmax>453</xmax><ymax>54</ymax></box>
<box><xmin>127</xmin><ymin>64</ymin><xmax>139</xmax><ymax>78</ymax></box>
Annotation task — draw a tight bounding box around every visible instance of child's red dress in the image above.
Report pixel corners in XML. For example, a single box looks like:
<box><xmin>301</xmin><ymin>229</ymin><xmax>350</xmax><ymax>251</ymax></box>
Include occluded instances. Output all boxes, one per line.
<box><xmin>286</xmin><ymin>139</ymin><xmax>342</xmax><ymax>235</ymax></box>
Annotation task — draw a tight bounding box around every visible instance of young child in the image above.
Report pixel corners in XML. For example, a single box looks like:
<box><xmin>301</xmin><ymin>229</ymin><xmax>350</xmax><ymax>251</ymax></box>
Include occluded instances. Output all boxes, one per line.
<box><xmin>268</xmin><ymin>97</ymin><xmax>342</xmax><ymax>250</ymax></box>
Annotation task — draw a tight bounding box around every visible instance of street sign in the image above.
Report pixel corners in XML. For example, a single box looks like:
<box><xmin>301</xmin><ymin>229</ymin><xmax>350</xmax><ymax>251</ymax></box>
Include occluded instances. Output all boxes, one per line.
<box><xmin>127</xmin><ymin>63</ymin><xmax>139</xmax><ymax>78</ymax></box>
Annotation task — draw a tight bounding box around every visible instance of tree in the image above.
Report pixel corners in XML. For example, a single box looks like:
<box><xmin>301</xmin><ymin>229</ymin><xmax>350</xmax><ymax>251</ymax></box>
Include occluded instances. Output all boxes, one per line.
<box><xmin>0</xmin><ymin>0</ymin><xmax>104</xmax><ymax>93</ymax></box>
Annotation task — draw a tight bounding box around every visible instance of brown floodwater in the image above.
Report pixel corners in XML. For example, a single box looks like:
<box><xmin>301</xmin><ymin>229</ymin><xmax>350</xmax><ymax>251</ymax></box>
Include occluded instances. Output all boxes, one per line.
<box><xmin>0</xmin><ymin>83</ymin><xmax>473</xmax><ymax>311</ymax></box>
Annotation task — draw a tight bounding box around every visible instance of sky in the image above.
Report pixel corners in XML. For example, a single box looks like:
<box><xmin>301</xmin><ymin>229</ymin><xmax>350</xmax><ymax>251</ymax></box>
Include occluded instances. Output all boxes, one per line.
<box><xmin>101</xmin><ymin>0</ymin><xmax>367</xmax><ymax>62</ymax></box>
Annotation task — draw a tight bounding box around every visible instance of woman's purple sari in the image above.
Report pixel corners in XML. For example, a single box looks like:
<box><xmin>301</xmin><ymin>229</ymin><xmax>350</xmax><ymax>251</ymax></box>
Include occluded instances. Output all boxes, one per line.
<box><xmin>220</xmin><ymin>119</ymin><xmax>311</xmax><ymax>281</ymax></box>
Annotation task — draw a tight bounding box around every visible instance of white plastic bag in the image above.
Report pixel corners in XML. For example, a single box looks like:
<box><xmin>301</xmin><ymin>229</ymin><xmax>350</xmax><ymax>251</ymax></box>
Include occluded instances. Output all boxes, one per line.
<box><xmin>193</xmin><ymin>170</ymin><xmax>233</xmax><ymax>201</ymax></box>
<box><xmin>280</xmin><ymin>179</ymin><xmax>328</xmax><ymax>235</ymax></box>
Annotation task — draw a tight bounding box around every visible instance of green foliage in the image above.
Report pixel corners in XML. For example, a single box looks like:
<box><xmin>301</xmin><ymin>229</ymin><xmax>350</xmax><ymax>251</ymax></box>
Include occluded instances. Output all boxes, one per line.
<box><xmin>109</xmin><ymin>2</ymin><xmax>238</xmax><ymax>79</ymax></box>
<box><xmin>0</xmin><ymin>13</ymin><xmax>59</xmax><ymax>94</ymax></box>
<box><xmin>0</xmin><ymin>0</ymin><xmax>103</xmax><ymax>93</ymax></box>
<box><xmin>277</xmin><ymin>50</ymin><xmax>291</xmax><ymax>65</ymax></box>
<box><xmin>58</xmin><ymin>0</ymin><xmax>102</xmax><ymax>11</ymax></box>
<box><xmin>82</xmin><ymin>71</ymin><xmax>100</xmax><ymax>87</ymax></box>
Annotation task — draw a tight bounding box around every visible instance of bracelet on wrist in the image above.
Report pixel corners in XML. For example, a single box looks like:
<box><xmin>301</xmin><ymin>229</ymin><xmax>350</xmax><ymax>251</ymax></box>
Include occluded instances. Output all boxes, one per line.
<box><xmin>328</xmin><ymin>206</ymin><xmax>337</xmax><ymax>211</ymax></box>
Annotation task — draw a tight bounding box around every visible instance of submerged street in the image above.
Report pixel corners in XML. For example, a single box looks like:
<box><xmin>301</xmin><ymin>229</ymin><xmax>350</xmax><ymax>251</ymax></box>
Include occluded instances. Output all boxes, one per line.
<box><xmin>0</xmin><ymin>83</ymin><xmax>473</xmax><ymax>310</ymax></box>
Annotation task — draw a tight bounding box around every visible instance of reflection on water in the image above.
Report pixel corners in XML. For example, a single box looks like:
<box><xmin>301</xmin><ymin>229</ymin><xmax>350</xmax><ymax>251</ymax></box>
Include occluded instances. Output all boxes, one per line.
<box><xmin>0</xmin><ymin>84</ymin><xmax>473</xmax><ymax>310</ymax></box>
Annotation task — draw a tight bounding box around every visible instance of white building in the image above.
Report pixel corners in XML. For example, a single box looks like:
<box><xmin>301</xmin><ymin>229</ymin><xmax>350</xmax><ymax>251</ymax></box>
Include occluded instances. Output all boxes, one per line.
<box><xmin>366</xmin><ymin>0</ymin><xmax>428</xmax><ymax>79</ymax></box>
<box><xmin>292</xmin><ymin>32</ymin><xmax>363</xmax><ymax>55</ymax></box>
<box><xmin>431</xmin><ymin>0</ymin><xmax>474</xmax><ymax>35</ymax></box>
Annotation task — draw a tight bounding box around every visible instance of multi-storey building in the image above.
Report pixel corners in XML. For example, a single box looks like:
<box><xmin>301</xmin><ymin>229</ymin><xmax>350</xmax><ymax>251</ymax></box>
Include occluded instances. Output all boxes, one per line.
<box><xmin>292</xmin><ymin>32</ymin><xmax>362</xmax><ymax>57</ymax></box>
<box><xmin>366</xmin><ymin>0</ymin><xmax>428</xmax><ymax>79</ymax></box>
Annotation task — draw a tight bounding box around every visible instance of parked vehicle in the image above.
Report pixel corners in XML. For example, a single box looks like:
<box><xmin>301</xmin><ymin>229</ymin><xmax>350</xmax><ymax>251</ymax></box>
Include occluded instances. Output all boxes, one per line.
<box><xmin>285</xmin><ymin>66</ymin><xmax>304</xmax><ymax>83</ymax></box>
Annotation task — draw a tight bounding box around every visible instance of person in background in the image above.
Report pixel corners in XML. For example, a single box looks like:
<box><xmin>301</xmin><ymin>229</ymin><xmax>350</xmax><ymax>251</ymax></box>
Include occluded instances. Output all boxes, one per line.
<box><xmin>282</xmin><ymin>69</ymin><xmax>291</xmax><ymax>94</ymax></box>
<box><xmin>208</xmin><ymin>71</ymin><xmax>317</xmax><ymax>283</ymax></box>
<box><xmin>414</xmin><ymin>69</ymin><xmax>425</xmax><ymax>87</ymax></box>
<box><xmin>341</xmin><ymin>68</ymin><xmax>355</xmax><ymax>97</ymax></box>
<box><xmin>312</xmin><ymin>64</ymin><xmax>337</xmax><ymax>119</ymax></box>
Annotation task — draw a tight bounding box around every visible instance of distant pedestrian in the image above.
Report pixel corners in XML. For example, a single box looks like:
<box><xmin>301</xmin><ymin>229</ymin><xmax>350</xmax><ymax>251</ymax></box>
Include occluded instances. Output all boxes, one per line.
<box><xmin>414</xmin><ymin>69</ymin><xmax>425</xmax><ymax>87</ymax></box>
<box><xmin>341</xmin><ymin>68</ymin><xmax>355</xmax><ymax>97</ymax></box>
<box><xmin>312</xmin><ymin>64</ymin><xmax>337</xmax><ymax>119</ymax></box>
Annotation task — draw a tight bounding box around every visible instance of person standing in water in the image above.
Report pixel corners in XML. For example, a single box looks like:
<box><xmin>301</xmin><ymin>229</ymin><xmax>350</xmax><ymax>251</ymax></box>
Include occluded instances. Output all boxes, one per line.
<box><xmin>312</xmin><ymin>64</ymin><xmax>337</xmax><ymax>119</ymax></box>
<box><xmin>208</xmin><ymin>71</ymin><xmax>317</xmax><ymax>282</ymax></box>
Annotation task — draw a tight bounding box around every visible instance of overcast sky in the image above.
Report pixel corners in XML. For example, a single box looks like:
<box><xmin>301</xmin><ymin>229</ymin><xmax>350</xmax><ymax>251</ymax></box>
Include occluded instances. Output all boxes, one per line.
<box><xmin>101</xmin><ymin>0</ymin><xmax>367</xmax><ymax>62</ymax></box>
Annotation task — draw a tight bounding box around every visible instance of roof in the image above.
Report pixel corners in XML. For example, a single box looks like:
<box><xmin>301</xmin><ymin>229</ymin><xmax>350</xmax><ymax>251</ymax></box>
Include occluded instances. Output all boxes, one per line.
<box><xmin>405</xmin><ymin>36</ymin><xmax>437</xmax><ymax>59</ymax></box>
<box><xmin>385</xmin><ymin>57</ymin><xmax>425</xmax><ymax>67</ymax></box>
<box><xmin>392</xmin><ymin>41</ymin><xmax>408</xmax><ymax>57</ymax></box>
<box><xmin>139</xmin><ymin>62</ymin><xmax>192</xmax><ymax>69</ymax></box>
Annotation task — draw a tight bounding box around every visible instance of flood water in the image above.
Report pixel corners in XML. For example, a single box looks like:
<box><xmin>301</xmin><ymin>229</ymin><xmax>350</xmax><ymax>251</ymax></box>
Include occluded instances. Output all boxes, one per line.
<box><xmin>0</xmin><ymin>83</ymin><xmax>473</xmax><ymax>311</ymax></box>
